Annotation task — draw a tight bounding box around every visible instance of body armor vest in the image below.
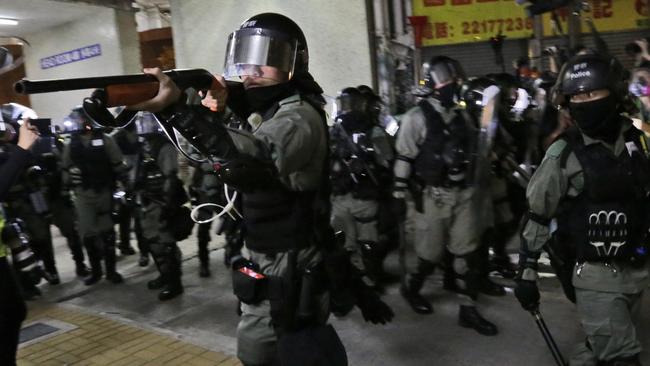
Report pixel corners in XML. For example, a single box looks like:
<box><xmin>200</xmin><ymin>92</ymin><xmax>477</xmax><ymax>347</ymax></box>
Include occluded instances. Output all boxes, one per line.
<box><xmin>555</xmin><ymin>125</ymin><xmax>650</xmax><ymax>263</ymax></box>
<box><xmin>242</xmin><ymin>94</ymin><xmax>330</xmax><ymax>254</ymax></box>
<box><xmin>329</xmin><ymin>116</ymin><xmax>381</xmax><ymax>199</ymax></box>
<box><xmin>70</xmin><ymin>131</ymin><xmax>114</xmax><ymax>191</ymax></box>
<box><xmin>413</xmin><ymin>100</ymin><xmax>474</xmax><ymax>187</ymax></box>
<box><xmin>137</xmin><ymin>135</ymin><xmax>167</xmax><ymax>196</ymax></box>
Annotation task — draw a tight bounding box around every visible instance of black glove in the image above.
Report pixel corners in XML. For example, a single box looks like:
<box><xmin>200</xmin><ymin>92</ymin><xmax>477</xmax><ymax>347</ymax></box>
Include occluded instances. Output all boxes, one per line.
<box><xmin>514</xmin><ymin>279</ymin><xmax>540</xmax><ymax>311</ymax></box>
<box><xmin>355</xmin><ymin>280</ymin><xmax>394</xmax><ymax>325</ymax></box>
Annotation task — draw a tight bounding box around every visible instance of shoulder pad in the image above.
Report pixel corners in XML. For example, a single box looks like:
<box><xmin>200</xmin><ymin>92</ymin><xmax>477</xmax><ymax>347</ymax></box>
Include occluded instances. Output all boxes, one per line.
<box><xmin>278</xmin><ymin>94</ymin><xmax>302</xmax><ymax>106</ymax></box>
<box><xmin>546</xmin><ymin>139</ymin><xmax>568</xmax><ymax>159</ymax></box>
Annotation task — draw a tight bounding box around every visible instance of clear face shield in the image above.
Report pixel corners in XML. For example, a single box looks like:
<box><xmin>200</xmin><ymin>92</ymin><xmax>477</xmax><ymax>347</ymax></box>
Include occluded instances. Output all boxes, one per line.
<box><xmin>222</xmin><ymin>28</ymin><xmax>298</xmax><ymax>83</ymax></box>
<box><xmin>135</xmin><ymin>112</ymin><xmax>161</xmax><ymax>135</ymax></box>
<box><xmin>335</xmin><ymin>93</ymin><xmax>366</xmax><ymax>117</ymax></box>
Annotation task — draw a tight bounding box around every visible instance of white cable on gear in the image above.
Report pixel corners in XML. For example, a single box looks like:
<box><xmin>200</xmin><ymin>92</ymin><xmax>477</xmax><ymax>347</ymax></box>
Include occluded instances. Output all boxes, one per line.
<box><xmin>190</xmin><ymin>184</ymin><xmax>242</xmax><ymax>224</ymax></box>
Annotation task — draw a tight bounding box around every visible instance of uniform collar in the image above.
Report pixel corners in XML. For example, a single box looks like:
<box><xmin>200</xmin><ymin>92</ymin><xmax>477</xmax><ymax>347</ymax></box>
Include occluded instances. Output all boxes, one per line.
<box><xmin>426</xmin><ymin>98</ymin><xmax>460</xmax><ymax>123</ymax></box>
<box><xmin>580</xmin><ymin>122</ymin><xmax>630</xmax><ymax>156</ymax></box>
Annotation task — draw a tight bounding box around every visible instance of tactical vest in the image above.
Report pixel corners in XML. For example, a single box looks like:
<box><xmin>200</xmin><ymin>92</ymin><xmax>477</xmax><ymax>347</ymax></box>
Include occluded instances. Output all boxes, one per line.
<box><xmin>137</xmin><ymin>134</ymin><xmax>167</xmax><ymax>195</ymax></box>
<box><xmin>555</xmin><ymin>125</ymin><xmax>650</xmax><ymax>263</ymax></box>
<box><xmin>242</xmin><ymin>94</ymin><xmax>330</xmax><ymax>254</ymax></box>
<box><xmin>413</xmin><ymin>100</ymin><xmax>474</xmax><ymax>187</ymax></box>
<box><xmin>329</xmin><ymin>118</ymin><xmax>381</xmax><ymax>199</ymax></box>
<box><xmin>70</xmin><ymin>131</ymin><xmax>114</xmax><ymax>191</ymax></box>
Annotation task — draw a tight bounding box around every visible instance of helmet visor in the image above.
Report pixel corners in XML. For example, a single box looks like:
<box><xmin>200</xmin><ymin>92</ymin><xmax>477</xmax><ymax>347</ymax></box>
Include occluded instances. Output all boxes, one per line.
<box><xmin>135</xmin><ymin>112</ymin><xmax>161</xmax><ymax>135</ymax></box>
<box><xmin>223</xmin><ymin>28</ymin><xmax>297</xmax><ymax>82</ymax></box>
<box><xmin>426</xmin><ymin>59</ymin><xmax>466</xmax><ymax>86</ymax></box>
<box><xmin>335</xmin><ymin>93</ymin><xmax>366</xmax><ymax>116</ymax></box>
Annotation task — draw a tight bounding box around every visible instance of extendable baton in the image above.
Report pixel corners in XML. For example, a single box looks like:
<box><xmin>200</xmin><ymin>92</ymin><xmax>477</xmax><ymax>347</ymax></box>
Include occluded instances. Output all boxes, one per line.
<box><xmin>531</xmin><ymin>309</ymin><xmax>567</xmax><ymax>366</ymax></box>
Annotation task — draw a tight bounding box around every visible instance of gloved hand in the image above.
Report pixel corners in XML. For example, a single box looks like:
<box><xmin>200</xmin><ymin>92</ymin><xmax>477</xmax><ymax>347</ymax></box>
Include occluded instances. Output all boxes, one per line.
<box><xmin>514</xmin><ymin>279</ymin><xmax>540</xmax><ymax>311</ymax></box>
<box><xmin>390</xmin><ymin>190</ymin><xmax>407</xmax><ymax>219</ymax></box>
<box><xmin>355</xmin><ymin>280</ymin><xmax>394</xmax><ymax>325</ymax></box>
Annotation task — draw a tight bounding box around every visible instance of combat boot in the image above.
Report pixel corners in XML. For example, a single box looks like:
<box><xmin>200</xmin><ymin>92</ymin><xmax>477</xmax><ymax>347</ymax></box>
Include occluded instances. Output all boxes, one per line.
<box><xmin>103</xmin><ymin>232</ymin><xmax>123</xmax><ymax>284</ymax></box>
<box><xmin>400</xmin><ymin>259</ymin><xmax>435</xmax><ymax>314</ymax></box>
<box><xmin>158</xmin><ymin>280</ymin><xmax>184</xmax><ymax>301</ymax></box>
<box><xmin>458</xmin><ymin>305</ymin><xmax>498</xmax><ymax>336</ymax></box>
<box><xmin>158</xmin><ymin>245</ymin><xmax>183</xmax><ymax>301</ymax></box>
<box><xmin>75</xmin><ymin>261</ymin><xmax>90</xmax><ymax>277</ymax></box>
<box><xmin>83</xmin><ymin>237</ymin><xmax>103</xmax><ymax>286</ymax></box>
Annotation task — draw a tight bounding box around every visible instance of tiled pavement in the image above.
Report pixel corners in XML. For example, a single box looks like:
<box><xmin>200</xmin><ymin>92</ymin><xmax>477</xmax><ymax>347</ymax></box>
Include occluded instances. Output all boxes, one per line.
<box><xmin>17</xmin><ymin>304</ymin><xmax>241</xmax><ymax>366</ymax></box>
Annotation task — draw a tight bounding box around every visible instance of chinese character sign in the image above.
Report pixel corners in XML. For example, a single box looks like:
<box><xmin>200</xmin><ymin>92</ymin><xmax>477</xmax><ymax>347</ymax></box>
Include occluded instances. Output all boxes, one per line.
<box><xmin>412</xmin><ymin>0</ymin><xmax>649</xmax><ymax>47</ymax></box>
<box><xmin>40</xmin><ymin>44</ymin><xmax>102</xmax><ymax>70</ymax></box>
<box><xmin>542</xmin><ymin>0</ymin><xmax>649</xmax><ymax>36</ymax></box>
<box><xmin>412</xmin><ymin>0</ymin><xmax>534</xmax><ymax>46</ymax></box>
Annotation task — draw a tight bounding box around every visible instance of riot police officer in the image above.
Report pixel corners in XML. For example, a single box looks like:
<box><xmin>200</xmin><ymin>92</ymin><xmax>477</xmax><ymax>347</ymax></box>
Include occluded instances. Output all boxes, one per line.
<box><xmin>330</xmin><ymin>87</ymin><xmax>393</xmax><ymax>286</ymax></box>
<box><xmin>110</xmin><ymin>121</ymin><xmax>140</xmax><ymax>256</ymax></box>
<box><xmin>62</xmin><ymin>107</ymin><xmax>127</xmax><ymax>286</ymax></box>
<box><xmin>134</xmin><ymin>112</ymin><xmax>185</xmax><ymax>300</ymax></box>
<box><xmin>127</xmin><ymin>13</ymin><xmax>393</xmax><ymax>365</ymax></box>
<box><xmin>515</xmin><ymin>53</ymin><xmax>649</xmax><ymax>365</ymax></box>
<box><xmin>393</xmin><ymin>56</ymin><xmax>498</xmax><ymax>335</ymax></box>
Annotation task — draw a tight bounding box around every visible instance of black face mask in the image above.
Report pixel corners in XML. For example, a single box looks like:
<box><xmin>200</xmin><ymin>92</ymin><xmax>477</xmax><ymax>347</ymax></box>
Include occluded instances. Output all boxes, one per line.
<box><xmin>434</xmin><ymin>83</ymin><xmax>457</xmax><ymax>107</ymax></box>
<box><xmin>569</xmin><ymin>94</ymin><xmax>621</xmax><ymax>143</ymax></box>
<box><xmin>243</xmin><ymin>82</ymin><xmax>296</xmax><ymax>114</ymax></box>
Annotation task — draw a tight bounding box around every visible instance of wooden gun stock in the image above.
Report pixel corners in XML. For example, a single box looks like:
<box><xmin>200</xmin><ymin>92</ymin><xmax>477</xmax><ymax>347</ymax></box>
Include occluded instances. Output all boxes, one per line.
<box><xmin>14</xmin><ymin>68</ymin><xmax>220</xmax><ymax>127</ymax></box>
<box><xmin>14</xmin><ymin>68</ymin><xmax>218</xmax><ymax>107</ymax></box>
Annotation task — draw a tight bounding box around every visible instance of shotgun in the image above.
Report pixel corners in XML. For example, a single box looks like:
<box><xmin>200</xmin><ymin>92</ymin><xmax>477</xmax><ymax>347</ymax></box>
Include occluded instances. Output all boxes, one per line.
<box><xmin>14</xmin><ymin>68</ymin><xmax>220</xmax><ymax>127</ymax></box>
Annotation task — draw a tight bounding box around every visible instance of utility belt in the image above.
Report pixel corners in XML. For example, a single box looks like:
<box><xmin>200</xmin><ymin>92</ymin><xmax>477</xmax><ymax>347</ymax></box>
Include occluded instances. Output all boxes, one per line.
<box><xmin>231</xmin><ymin>253</ymin><xmax>327</xmax><ymax>333</ymax></box>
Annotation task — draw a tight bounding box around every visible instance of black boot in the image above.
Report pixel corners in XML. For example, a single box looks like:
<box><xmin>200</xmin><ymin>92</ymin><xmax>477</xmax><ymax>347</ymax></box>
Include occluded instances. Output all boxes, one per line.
<box><xmin>103</xmin><ymin>232</ymin><xmax>123</xmax><ymax>284</ymax></box>
<box><xmin>83</xmin><ymin>237</ymin><xmax>103</xmax><ymax>286</ymax></box>
<box><xmin>478</xmin><ymin>277</ymin><xmax>506</xmax><ymax>297</ymax></box>
<box><xmin>147</xmin><ymin>276</ymin><xmax>165</xmax><ymax>290</ymax></box>
<box><xmin>75</xmin><ymin>261</ymin><xmax>90</xmax><ymax>277</ymax></box>
<box><xmin>158</xmin><ymin>244</ymin><xmax>183</xmax><ymax>301</ymax></box>
<box><xmin>400</xmin><ymin>259</ymin><xmax>435</xmax><ymax>314</ymax></box>
<box><xmin>198</xmin><ymin>239</ymin><xmax>211</xmax><ymax>278</ymax></box>
<box><xmin>119</xmin><ymin>244</ymin><xmax>136</xmax><ymax>256</ymax></box>
<box><xmin>458</xmin><ymin>305</ymin><xmax>498</xmax><ymax>336</ymax></box>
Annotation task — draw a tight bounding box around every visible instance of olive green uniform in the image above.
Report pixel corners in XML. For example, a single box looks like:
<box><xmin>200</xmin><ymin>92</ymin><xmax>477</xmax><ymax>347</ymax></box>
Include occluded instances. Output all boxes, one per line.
<box><xmin>394</xmin><ymin>98</ymin><xmax>482</xmax><ymax>303</ymax></box>
<box><xmin>216</xmin><ymin>94</ymin><xmax>328</xmax><ymax>364</ymax></box>
<box><xmin>330</xmin><ymin>125</ymin><xmax>393</xmax><ymax>274</ymax></box>
<box><xmin>522</xmin><ymin>124</ymin><xmax>649</xmax><ymax>365</ymax></box>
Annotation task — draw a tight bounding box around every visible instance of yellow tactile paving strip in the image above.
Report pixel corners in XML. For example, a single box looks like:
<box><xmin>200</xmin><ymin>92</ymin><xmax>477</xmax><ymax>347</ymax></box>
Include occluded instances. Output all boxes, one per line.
<box><xmin>17</xmin><ymin>304</ymin><xmax>242</xmax><ymax>366</ymax></box>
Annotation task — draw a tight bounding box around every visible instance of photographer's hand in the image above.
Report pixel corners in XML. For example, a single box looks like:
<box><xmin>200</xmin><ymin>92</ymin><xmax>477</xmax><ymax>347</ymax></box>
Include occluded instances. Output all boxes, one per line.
<box><xmin>17</xmin><ymin>119</ymin><xmax>39</xmax><ymax>150</ymax></box>
<box><xmin>127</xmin><ymin>67</ymin><xmax>182</xmax><ymax>112</ymax></box>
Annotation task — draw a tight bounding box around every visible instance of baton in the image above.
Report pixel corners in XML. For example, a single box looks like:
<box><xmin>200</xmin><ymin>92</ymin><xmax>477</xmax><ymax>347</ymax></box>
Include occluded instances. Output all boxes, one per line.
<box><xmin>531</xmin><ymin>309</ymin><xmax>567</xmax><ymax>366</ymax></box>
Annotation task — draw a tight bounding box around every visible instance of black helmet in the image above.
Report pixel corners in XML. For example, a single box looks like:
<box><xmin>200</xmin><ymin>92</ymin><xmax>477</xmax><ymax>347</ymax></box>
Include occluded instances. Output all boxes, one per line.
<box><xmin>461</xmin><ymin>77</ymin><xmax>495</xmax><ymax>122</ymax></box>
<box><xmin>63</xmin><ymin>106</ymin><xmax>93</xmax><ymax>133</ymax></box>
<box><xmin>557</xmin><ymin>53</ymin><xmax>626</xmax><ymax>103</ymax></box>
<box><xmin>416</xmin><ymin>56</ymin><xmax>465</xmax><ymax>96</ymax></box>
<box><xmin>335</xmin><ymin>87</ymin><xmax>366</xmax><ymax>117</ymax></box>
<box><xmin>357</xmin><ymin>85</ymin><xmax>382</xmax><ymax>119</ymax></box>
<box><xmin>223</xmin><ymin>13</ymin><xmax>308</xmax><ymax>82</ymax></box>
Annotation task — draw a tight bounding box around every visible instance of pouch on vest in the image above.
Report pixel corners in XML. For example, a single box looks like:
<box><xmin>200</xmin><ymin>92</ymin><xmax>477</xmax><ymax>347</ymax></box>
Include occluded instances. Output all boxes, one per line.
<box><xmin>232</xmin><ymin>265</ymin><xmax>267</xmax><ymax>305</ymax></box>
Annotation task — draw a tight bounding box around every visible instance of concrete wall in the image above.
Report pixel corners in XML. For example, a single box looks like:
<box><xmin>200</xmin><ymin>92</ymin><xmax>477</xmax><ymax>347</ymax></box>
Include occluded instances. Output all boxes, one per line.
<box><xmin>169</xmin><ymin>0</ymin><xmax>373</xmax><ymax>99</ymax></box>
<box><xmin>23</xmin><ymin>7</ymin><xmax>140</xmax><ymax>122</ymax></box>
